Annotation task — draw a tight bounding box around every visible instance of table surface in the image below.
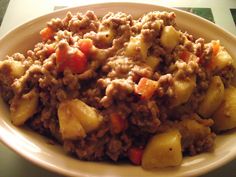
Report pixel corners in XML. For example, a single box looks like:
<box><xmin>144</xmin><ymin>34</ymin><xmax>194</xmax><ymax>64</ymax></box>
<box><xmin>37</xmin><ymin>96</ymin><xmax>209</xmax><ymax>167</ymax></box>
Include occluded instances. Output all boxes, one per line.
<box><xmin>0</xmin><ymin>0</ymin><xmax>236</xmax><ymax>177</ymax></box>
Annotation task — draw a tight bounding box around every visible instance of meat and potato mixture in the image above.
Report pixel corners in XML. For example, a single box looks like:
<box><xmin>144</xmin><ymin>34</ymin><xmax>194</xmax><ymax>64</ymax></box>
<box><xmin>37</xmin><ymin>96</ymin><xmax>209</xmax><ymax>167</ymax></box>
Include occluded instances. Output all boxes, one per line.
<box><xmin>1</xmin><ymin>10</ymin><xmax>236</xmax><ymax>169</ymax></box>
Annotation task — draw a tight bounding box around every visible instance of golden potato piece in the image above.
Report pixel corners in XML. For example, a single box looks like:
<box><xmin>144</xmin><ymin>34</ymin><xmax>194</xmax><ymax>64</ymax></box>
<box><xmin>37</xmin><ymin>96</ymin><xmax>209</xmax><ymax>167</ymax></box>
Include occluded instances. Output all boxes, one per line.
<box><xmin>58</xmin><ymin>99</ymin><xmax>103</xmax><ymax>140</ymax></box>
<box><xmin>71</xmin><ymin>99</ymin><xmax>103</xmax><ymax>132</ymax></box>
<box><xmin>10</xmin><ymin>89</ymin><xmax>38</xmax><ymax>126</ymax></box>
<box><xmin>58</xmin><ymin>101</ymin><xmax>86</xmax><ymax>140</ymax></box>
<box><xmin>0</xmin><ymin>60</ymin><xmax>25</xmax><ymax>78</ymax></box>
<box><xmin>212</xmin><ymin>47</ymin><xmax>235</xmax><ymax>71</ymax></box>
<box><xmin>160</xmin><ymin>26</ymin><xmax>180</xmax><ymax>50</ymax></box>
<box><xmin>172</xmin><ymin>76</ymin><xmax>196</xmax><ymax>107</ymax></box>
<box><xmin>125</xmin><ymin>35</ymin><xmax>149</xmax><ymax>59</ymax></box>
<box><xmin>97</xmin><ymin>25</ymin><xmax>115</xmax><ymax>44</ymax></box>
<box><xmin>198</xmin><ymin>76</ymin><xmax>224</xmax><ymax>118</ymax></box>
<box><xmin>213</xmin><ymin>86</ymin><xmax>236</xmax><ymax>131</ymax></box>
<box><xmin>142</xmin><ymin>129</ymin><xmax>182</xmax><ymax>169</ymax></box>
<box><xmin>178</xmin><ymin>118</ymin><xmax>212</xmax><ymax>138</ymax></box>
<box><xmin>146</xmin><ymin>56</ymin><xmax>160</xmax><ymax>70</ymax></box>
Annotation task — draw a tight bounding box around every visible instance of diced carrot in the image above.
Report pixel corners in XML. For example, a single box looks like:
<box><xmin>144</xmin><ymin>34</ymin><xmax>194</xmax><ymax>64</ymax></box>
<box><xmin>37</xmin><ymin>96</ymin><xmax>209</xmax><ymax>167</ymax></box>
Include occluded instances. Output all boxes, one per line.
<box><xmin>45</xmin><ymin>44</ymin><xmax>55</xmax><ymax>57</ymax></box>
<box><xmin>56</xmin><ymin>43</ymin><xmax>87</xmax><ymax>74</ymax></box>
<box><xmin>78</xmin><ymin>38</ymin><xmax>93</xmax><ymax>55</ymax></box>
<box><xmin>212</xmin><ymin>40</ymin><xmax>220</xmax><ymax>56</ymax></box>
<box><xmin>111</xmin><ymin>113</ymin><xmax>125</xmax><ymax>134</ymax></box>
<box><xmin>128</xmin><ymin>148</ymin><xmax>143</xmax><ymax>165</ymax></box>
<box><xmin>178</xmin><ymin>50</ymin><xmax>199</xmax><ymax>63</ymax></box>
<box><xmin>178</xmin><ymin>50</ymin><xmax>191</xmax><ymax>62</ymax></box>
<box><xmin>207</xmin><ymin>40</ymin><xmax>220</xmax><ymax>70</ymax></box>
<box><xmin>66</xmin><ymin>50</ymin><xmax>87</xmax><ymax>74</ymax></box>
<box><xmin>135</xmin><ymin>77</ymin><xmax>158</xmax><ymax>99</ymax></box>
<box><xmin>40</xmin><ymin>27</ymin><xmax>54</xmax><ymax>42</ymax></box>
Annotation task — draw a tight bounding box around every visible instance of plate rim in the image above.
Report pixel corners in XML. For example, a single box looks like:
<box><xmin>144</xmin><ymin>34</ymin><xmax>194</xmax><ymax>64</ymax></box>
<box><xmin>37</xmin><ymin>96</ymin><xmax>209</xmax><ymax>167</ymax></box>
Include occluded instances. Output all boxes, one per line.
<box><xmin>0</xmin><ymin>2</ymin><xmax>236</xmax><ymax>177</ymax></box>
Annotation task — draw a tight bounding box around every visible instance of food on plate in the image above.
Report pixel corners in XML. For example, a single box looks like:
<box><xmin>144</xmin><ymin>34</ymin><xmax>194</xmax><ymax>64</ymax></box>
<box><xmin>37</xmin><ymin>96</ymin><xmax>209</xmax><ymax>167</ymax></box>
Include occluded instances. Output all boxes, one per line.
<box><xmin>0</xmin><ymin>10</ymin><xmax>235</xmax><ymax>169</ymax></box>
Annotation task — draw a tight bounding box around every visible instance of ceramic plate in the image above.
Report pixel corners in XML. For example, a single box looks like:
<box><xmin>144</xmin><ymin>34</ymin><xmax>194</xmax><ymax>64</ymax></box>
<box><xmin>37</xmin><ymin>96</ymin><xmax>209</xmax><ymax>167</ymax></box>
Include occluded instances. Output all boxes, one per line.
<box><xmin>0</xmin><ymin>2</ymin><xmax>236</xmax><ymax>177</ymax></box>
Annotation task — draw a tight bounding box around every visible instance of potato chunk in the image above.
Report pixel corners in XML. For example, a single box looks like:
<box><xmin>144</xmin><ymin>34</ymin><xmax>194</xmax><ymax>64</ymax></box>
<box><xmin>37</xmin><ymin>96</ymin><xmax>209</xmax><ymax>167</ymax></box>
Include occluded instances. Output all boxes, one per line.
<box><xmin>125</xmin><ymin>35</ymin><xmax>149</xmax><ymax>59</ymax></box>
<box><xmin>211</xmin><ymin>47</ymin><xmax>235</xmax><ymax>71</ymax></box>
<box><xmin>177</xmin><ymin>118</ymin><xmax>212</xmax><ymax>140</ymax></box>
<box><xmin>146</xmin><ymin>56</ymin><xmax>160</xmax><ymax>70</ymax></box>
<box><xmin>58</xmin><ymin>99</ymin><xmax>103</xmax><ymax>140</ymax></box>
<box><xmin>160</xmin><ymin>26</ymin><xmax>180</xmax><ymax>50</ymax></box>
<box><xmin>97</xmin><ymin>29</ymin><xmax>115</xmax><ymax>45</ymax></box>
<box><xmin>0</xmin><ymin>60</ymin><xmax>25</xmax><ymax>78</ymax></box>
<box><xmin>171</xmin><ymin>76</ymin><xmax>196</xmax><ymax>107</ymax></box>
<box><xmin>71</xmin><ymin>99</ymin><xmax>103</xmax><ymax>132</ymax></box>
<box><xmin>58</xmin><ymin>102</ymin><xmax>86</xmax><ymax>140</ymax></box>
<box><xmin>10</xmin><ymin>89</ymin><xmax>38</xmax><ymax>126</ymax></box>
<box><xmin>198</xmin><ymin>76</ymin><xmax>224</xmax><ymax>117</ymax></box>
<box><xmin>142</xmin><ymin>129</ymin><xmax>182</xmax><ymax>169</ymax></box>
<box><xmin>213</xmin><ymin>86</ymin><xmax>236</xmax><ymax>131</ymax></box>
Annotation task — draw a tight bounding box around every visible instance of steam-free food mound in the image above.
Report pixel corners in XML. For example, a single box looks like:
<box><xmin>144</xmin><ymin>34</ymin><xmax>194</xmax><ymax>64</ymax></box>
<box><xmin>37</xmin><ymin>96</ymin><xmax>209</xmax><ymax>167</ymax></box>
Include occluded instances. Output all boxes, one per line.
<box><xmin>1</xmin><ymin>10</ymin><xmax>236</xmax><ymax>169</ymax></box>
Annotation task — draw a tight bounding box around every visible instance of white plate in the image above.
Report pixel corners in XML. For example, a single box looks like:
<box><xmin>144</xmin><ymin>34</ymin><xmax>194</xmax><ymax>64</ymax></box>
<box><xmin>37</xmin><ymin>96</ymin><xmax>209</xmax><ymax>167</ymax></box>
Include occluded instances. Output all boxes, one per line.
<box><xmin>0</xmin><ymin>2</ymin><xmax>236</xmax><ymax>177</ymax></box>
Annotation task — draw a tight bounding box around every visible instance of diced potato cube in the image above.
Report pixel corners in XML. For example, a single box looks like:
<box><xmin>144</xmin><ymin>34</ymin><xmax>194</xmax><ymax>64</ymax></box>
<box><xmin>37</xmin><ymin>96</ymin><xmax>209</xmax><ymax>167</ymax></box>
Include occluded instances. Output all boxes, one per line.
<box><xmin>146</xmin><ymin>56</ymin><xmax>160</xmax><ymax>70</ymax></box>
<box><xmin>171</xmin><ymin>76</ymin><xmax>196</xmax><ymax>107</ymax></box>
<box><xmin>10</xmin><ymin>61</ymin><xmax>25</xmax><ymax>78</ymax></box>
<box><xmin>213</xmin><ymin>86</ymin><xmax>236</xmax><ymax>132</ymax></box>
<box><xmin>71</xmin><ymin>99</ymin><xmax>103</xmax><ymax>132</ymax></box>
<box><xmin>178</xmin><ymin>118</ymin><xmax>211</xmax><ymax>138</ymax></box>
<box><xmin>142</xmin><ymin>129</ymin><xmax>182</xmax><ymax>169</ymax></box>
<box><xmin>98</xmin><ymin>29</ymin><xmax>115</xmax><ymax>45</ymax></box>
<box><xmin>10</xmin><ymin>89</ymin><xmax>38</xmax><ymax>126</ymax></box>
<box><xmin>126</xmin><ymin>35</ymin><xmax>149</xmax><ymax>59</ymax></box>
<box><xmin>0</xmin><ymin>60</ymin><xmax>25</xmax><ymax>78</ymax></box>
<box><xmin>211</xmin><ymin>47</ymin><xmax>235</xmax><ymax>71</ymax></box>
<box><xmin>198</xmin><ymin>76</ymin><xmax>224</xmax><ymax>118</ymax></box>
<box><xmin>58</xmin><ymin>99</ymin><xmax>103</xmax><ymax>140</ymax></box>
<box><xmin>160</xmin><ymin>26</ymin><xmax>180</xmax><ymax>50</ymax></box>
<box><xmin>58</xmin><ymin>101</ymin><xmax>86</xmax><ymax>140</ymax></box>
